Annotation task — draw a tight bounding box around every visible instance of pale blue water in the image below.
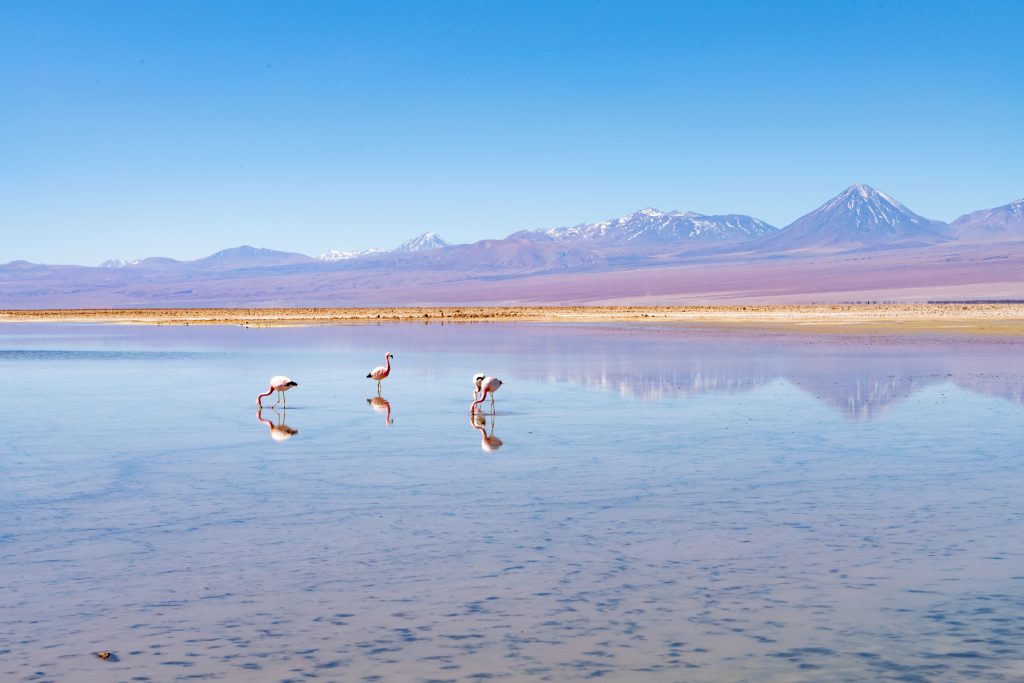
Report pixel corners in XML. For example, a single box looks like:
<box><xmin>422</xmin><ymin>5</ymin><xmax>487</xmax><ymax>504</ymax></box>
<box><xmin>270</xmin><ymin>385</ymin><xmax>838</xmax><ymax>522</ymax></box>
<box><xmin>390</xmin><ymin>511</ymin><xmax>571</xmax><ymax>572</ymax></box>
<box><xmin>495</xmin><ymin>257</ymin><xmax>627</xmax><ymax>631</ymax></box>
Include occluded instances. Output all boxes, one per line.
<box><xmin>2</xmin><ymin>322</ymin><xmax>1023</xmax><ymax>682</ymax></box>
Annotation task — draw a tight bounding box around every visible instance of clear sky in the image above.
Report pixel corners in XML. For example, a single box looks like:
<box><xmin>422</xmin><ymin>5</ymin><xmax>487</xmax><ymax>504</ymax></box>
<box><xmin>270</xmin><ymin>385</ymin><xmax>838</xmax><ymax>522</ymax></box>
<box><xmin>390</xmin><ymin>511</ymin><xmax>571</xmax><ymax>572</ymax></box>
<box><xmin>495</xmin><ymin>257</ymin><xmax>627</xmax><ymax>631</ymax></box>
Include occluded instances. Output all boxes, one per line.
<box><xmin>2</xmin><ymin>0</ymin><xmax>1022</xmax><ymax>264</ymax></box>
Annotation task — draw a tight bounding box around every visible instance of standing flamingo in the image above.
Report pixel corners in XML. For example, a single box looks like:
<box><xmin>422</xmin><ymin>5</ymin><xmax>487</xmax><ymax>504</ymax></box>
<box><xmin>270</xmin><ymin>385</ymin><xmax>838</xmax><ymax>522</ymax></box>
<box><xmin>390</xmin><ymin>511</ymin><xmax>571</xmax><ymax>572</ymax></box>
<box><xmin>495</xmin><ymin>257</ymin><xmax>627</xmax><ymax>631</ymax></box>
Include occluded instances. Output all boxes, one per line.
<box><xmin>470</xmin><ymin>375</ymin><xmax>503</xmax><ymax>413</ymax></box>
<box><xmin>257</xmin><ymin>375</ymin><xmax>298</xmax><ymax>408</ymax></box>
<box><xmin>366</xmin><ymin>352</ymin><xmax>393</xmax><ymax>394</ymax></box>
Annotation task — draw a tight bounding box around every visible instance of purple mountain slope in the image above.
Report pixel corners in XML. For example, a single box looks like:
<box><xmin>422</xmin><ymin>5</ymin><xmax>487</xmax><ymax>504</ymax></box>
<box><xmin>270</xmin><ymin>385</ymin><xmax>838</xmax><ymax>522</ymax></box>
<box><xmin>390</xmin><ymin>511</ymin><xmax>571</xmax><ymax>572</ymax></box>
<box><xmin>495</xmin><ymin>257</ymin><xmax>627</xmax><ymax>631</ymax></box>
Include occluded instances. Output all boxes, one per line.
<box><xmin>335</xmin><ymin>238</ymin><xmax>604</xmax><ymax>274</ymax></box>
<box><xmin>192</xmin><ymin>245</ymin><xmax>317</xmax><ymax>270</ymax></box>
<box><xmin>754</xmin><ymin>184</ymin><xmax>950</xmax><ymax>251</ymax></box>
<box><xmin>951</xmin><ymin>198</ymin><xmax>1024</xmax><ymax>242</ymax></box>
<box><xmin>511</xmin><ymin>207</ymin><xmax>777</xmax><ymax>243</ymax></box>
<box><xmin>91</xmin><ymin>246</ymin><xmax>315</xmax><ymax>272</ymax></box>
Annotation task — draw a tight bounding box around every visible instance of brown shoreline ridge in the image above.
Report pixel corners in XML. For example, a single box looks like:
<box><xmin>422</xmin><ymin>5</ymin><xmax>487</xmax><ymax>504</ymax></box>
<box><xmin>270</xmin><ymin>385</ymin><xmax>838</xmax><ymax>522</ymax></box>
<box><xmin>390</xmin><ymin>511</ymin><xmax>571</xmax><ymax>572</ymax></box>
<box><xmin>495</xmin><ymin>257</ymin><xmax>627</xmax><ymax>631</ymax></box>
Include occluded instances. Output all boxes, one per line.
<box><xmin>3</xmin><ymin>304</ymin><xmax>1024</xmax><ymax>335</ymax></box>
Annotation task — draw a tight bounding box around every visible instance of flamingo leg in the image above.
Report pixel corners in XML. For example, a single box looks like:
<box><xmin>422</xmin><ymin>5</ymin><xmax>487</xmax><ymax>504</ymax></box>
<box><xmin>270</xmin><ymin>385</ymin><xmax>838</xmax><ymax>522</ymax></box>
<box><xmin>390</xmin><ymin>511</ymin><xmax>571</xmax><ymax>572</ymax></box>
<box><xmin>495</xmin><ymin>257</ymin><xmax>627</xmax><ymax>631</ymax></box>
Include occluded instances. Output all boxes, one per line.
<box><xmin>283</xmin><ymin>391</ymin><xmax>287</xmax><ymax>408</ymax></box>
<box><xmin>273</xmin><ymin>391</ymin><xmax>281</xmax><ymax>409</ymax></box>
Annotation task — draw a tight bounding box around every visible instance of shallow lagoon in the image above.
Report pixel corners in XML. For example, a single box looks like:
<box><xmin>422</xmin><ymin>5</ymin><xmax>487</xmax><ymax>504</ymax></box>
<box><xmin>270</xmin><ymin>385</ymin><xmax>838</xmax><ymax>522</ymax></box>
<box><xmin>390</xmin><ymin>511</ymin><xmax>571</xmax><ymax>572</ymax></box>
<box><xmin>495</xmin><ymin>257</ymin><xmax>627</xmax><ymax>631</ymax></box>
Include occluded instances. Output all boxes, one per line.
<box><xmin>2</xmin><ymin>322</ymin><xmax>1024</xmax><ymax>682</ymax></box>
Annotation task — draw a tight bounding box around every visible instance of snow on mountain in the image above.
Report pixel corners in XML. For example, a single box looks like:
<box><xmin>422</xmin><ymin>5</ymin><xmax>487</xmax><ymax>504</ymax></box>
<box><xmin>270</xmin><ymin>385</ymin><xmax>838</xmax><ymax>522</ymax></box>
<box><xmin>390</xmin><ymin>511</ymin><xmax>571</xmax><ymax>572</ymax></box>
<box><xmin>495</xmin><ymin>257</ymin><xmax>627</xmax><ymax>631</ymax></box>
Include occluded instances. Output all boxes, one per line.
<box><xmin>951</xmin><ymin>197</ymin><xmax>1024</xmax><ymax>242</ymax></box>
<box><xmin>99</xmin><ymin>258</ymin><xmax>138</xmax><ymax>268</ymax></box>
<box><xmin>394</xmin><ymin>232</ymin><xmax>451</xmax><ymax>252</ymax></box>
<box><xmin>319</xmin><ymin>233</ymin><xmax>449</xmax><ymax>261</ymax></box>
<box><xmin>757</xmin><ymin>184</ymin><xmax>950</xmax><ymax>250</ymax></box>
<box><xmin>511</xmin><ymin>207</ymin><xmax>777</xmax><ymax>243</ymax></box>
<box><xmin>318</xmin><ymin>248</ymin><xmax>386</xmax><ymax>262</ymax></box>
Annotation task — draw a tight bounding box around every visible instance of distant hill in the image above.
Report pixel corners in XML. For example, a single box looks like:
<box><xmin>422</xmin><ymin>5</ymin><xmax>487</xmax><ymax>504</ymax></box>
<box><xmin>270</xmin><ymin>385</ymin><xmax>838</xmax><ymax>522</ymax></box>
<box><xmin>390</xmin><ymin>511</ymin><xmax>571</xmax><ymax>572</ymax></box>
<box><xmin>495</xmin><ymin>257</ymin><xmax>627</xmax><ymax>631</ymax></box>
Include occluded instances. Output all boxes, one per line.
<box><xmin>192</xmin><ymin>245</ymin><xmax>317</xmax><ymax>270</ymax></box>
<box><xmin>951</xmin><ymin>198</ymin><xmax>1024</xmax><ymax>242</ymax></box>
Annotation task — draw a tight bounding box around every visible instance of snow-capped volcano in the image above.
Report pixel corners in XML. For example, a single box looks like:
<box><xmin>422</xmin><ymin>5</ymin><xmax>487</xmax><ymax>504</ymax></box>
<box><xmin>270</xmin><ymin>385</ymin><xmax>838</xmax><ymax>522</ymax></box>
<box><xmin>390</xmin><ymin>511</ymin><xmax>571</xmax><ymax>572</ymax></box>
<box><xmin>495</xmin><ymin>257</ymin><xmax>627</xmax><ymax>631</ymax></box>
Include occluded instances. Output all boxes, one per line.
<box><xmin>512</xmin><ymin>207</ymin><xmax>776</xmax><ymax>243</ymax></box>
<box><xmin>394</xmin><ymin>232</ymin><xmax>451</xmax><ymax>252</ymax></box>
<box><xmin>759</xmin><ymin>184</ymin><xmax>950</xmax><ymax>250</ymax></box>
<box><xmin>951</xmin><ymin>197</ymin><xmax>1024</xmax><ymax>242</ymax></box>
<box><xmin>98</xmin><ymin>258</ymin><xmax>138</xmax><ymax>268</ymax></box>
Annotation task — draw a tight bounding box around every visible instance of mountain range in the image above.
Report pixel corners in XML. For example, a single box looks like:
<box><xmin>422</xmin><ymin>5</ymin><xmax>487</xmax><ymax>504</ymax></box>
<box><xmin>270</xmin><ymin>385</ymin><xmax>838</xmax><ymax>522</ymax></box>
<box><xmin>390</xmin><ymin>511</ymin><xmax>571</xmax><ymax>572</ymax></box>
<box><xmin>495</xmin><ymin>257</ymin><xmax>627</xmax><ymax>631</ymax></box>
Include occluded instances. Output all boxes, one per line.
<box><xmin>510</xmin><ymin>207</ymin><xmax>777</xmax><ymax>243</ymax></box>
<box><xmin>3</xmin><ymin>185</ymin><xmax>1023</xmax><ymax>308</ymax></box>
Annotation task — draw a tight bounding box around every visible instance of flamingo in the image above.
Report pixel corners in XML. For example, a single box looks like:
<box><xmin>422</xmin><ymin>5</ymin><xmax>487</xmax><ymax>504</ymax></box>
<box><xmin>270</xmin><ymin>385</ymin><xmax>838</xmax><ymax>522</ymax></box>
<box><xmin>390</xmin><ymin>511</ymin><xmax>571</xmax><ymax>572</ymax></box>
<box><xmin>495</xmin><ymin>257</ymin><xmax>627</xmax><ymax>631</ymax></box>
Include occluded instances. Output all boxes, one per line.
<box><xmin>472</xmin><ymin>373</ymin><xmax>485</xmax><ymax>399</ymax></box>
<box><xmin>367</xmin><ymin>396</ymin><xmax>393</xmax><ymax>426</ymax></box>
<box><xmin>257</xmin><ymin>375</ymin><xmax>298</xmax><ymax>408</ymax></box>
<box><xmin>366</xmin><ymin>352</ymin><xmax>393</xmax><ymax>394</ymax></box>
<box><xmin>471</xmin><ymin>375</ymin><xmax>503</xmax><ymax>413</ymax></box>
<box><xmin>256</xmin><ymin>407</ymin><xmax>298</xmax><ymax>441</ymax></box>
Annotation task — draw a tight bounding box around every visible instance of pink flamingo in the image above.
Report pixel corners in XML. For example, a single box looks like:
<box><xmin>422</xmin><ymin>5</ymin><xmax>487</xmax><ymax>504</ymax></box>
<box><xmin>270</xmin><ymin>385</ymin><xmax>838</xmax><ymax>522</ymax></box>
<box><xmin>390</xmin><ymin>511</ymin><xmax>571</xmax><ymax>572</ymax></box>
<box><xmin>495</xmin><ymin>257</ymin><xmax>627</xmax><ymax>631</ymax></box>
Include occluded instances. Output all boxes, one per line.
<box><xmin>366</xmin><ymin>352</ymin><xmax>393</xmax><ymax>394</ymax></box>
<box><xmin>256</xmin><ymin>407</ymin><xmax>298</xmax><ymax>441</ymax></box>
<box><xmin>471</xmin><ymin>375</ymin><xmax>503</xmax><ymax>413</ymax></box>
<box><xmin>257</xmin><ymin>375</ymin><xmax>298</xmax><ymax>408</ymax></box>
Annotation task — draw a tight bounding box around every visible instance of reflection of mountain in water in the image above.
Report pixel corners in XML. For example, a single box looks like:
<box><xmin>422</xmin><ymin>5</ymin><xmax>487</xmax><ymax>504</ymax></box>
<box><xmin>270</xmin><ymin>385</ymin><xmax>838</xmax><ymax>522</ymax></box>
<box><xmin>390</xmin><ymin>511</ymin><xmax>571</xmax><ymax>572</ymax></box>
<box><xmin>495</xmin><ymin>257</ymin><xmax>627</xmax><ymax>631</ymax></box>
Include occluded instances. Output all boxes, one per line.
<box><xmin>955</xmin><ymin>374</ymin><xmax>1024</xmax><ymax>405</ymax></box>
<box><xmin>550</xmin><ymin>366</ymin><xmax>775</xmax><ymax>401</ymax></box>
<box><xmin>529</xmin><ymin>347</ymin><xmax>1024</xmax><ymax>421</ymax></box>
<box><xmin>787</xmin><ymin>374</ymin><xmax>941</xmax><ymax>421</ymax></box>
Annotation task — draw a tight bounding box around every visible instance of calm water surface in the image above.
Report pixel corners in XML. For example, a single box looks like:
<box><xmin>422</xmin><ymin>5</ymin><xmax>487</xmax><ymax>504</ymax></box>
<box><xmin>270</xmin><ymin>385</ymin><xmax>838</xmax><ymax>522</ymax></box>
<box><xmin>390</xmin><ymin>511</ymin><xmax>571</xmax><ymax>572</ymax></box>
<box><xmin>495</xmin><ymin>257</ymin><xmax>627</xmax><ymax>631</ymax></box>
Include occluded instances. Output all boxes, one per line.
<box><xmin>2</xmin><ymin>323</ymin><xmax>1023</xmax><ymax>682</ymax></box>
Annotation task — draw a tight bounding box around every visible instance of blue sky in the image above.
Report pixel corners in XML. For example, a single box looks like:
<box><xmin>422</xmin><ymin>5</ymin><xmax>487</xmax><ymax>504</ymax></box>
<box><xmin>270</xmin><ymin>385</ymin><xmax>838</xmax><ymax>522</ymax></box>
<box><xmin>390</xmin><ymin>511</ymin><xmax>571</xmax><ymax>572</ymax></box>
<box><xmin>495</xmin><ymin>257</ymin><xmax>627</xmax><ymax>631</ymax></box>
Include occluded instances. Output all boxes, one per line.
<box><xmin>2</xmin><ymin>0</ymin><xmax>1022</xmax><ymax>264</ymax></box>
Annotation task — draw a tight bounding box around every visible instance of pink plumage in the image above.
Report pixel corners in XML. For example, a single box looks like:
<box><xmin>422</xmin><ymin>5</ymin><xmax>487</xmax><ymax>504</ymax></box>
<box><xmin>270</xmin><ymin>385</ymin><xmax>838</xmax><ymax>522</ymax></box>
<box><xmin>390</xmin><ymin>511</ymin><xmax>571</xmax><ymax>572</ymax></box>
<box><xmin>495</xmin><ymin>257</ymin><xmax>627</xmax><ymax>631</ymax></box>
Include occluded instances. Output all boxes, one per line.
<box><xmin>257</xmin><ymin>375</ymin><xmax>298</xmax><ymax>408</ymax></box>
<box><xmin>471</xmin><ymin>375</ymin><xmax>503</xmax><ymax>413</ymax></box>
<box><xmin>367</xmin><ymin>352</ymin><xmax>393</xmax><ymax>393</ymax></box>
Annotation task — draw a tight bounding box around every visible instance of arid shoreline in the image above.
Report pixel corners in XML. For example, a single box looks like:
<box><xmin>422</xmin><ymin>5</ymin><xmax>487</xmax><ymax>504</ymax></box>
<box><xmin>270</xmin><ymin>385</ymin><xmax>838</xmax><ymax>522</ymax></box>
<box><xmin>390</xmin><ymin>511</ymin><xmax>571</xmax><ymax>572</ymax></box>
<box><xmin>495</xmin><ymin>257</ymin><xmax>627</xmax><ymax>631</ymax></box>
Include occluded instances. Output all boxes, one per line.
<box><xmin>4</xmin><ymin>304</ymin><xmax>1024</xmax><ymax>335</ymax></box>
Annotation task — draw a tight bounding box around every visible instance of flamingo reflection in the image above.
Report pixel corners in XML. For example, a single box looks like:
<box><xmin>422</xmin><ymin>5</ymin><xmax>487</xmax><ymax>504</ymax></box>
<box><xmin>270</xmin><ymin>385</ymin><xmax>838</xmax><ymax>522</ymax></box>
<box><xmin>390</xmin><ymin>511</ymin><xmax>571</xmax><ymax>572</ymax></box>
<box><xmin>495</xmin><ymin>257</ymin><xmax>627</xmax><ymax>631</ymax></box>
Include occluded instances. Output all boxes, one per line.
<box><xmin>470</xmin><ymin>411</ymin><xmax>503</xmax><ymax>452</ymax></box>
<box><xmin>366</xmin><ymin>395</ymin><xmax>394</xmax><ymax>426</ymax></box>
<box><xmin>256</xmin><ymin>407</ymin><xmax>298</xmax><ymax>441</ymax></box>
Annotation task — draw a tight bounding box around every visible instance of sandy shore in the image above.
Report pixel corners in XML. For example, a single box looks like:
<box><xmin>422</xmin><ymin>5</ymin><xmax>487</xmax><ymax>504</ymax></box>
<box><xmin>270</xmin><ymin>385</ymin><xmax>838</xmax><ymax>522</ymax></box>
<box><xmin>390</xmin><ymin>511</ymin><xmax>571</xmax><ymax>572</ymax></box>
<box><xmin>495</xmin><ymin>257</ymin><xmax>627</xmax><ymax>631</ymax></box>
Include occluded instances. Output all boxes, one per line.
<box><xmin>3</xmin><ymin>305</ymin><xmax>1024</xmax><ymax>335</ymax></box>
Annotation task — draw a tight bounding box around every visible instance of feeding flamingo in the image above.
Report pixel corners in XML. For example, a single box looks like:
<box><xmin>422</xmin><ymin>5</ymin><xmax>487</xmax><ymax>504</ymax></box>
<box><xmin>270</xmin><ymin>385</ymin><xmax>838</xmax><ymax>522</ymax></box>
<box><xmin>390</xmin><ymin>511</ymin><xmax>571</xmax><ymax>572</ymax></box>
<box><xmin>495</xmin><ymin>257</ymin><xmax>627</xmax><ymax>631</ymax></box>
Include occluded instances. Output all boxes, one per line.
<box><xmin>257</xmin><ymin>375</ymin><xmax>298</xmax><ymax>408</ymax></box>
<box><xmin>366</xmin><ymin>352</ymin><xmax>393</xmax><ymax>394</ymax></box>
<box><xmin>471</xmin><ymin>375</ymin><xmax>503</xmax><ymax>413</ymax></box>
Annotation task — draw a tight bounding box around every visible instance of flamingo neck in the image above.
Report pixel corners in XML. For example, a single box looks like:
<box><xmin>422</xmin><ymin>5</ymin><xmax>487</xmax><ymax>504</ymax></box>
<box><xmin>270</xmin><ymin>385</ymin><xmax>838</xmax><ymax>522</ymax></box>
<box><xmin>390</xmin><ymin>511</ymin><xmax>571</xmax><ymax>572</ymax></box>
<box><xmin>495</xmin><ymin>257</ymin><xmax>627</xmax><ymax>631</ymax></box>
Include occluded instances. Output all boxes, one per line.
<box><xmin>384</xmin><ymin>355</ymin><xmax>391</xmax><ymax>372</ymax></box>
<box><xmin>257</xmin><ymin>387</ymin><xmax>274</xmax><ymax>406</ymax></box>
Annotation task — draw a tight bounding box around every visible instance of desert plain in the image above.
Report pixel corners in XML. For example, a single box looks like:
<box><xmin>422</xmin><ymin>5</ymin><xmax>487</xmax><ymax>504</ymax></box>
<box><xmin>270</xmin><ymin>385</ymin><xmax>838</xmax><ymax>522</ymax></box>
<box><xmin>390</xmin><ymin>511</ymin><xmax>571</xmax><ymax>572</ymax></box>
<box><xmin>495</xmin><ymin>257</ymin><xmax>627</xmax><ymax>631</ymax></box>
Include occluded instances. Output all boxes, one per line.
<box><xmin>4</xmin><ymin>304</ymin><xmax>1024</xmax><ymax>335</ymax></box>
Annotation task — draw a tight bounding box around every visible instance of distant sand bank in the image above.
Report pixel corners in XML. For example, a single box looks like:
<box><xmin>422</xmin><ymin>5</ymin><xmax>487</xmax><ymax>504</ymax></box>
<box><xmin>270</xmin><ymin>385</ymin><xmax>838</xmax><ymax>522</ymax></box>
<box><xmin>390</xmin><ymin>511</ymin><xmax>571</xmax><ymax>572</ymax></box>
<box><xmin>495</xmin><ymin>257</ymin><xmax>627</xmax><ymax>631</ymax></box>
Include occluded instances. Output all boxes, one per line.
<box><xmin>4</xmin><ymin>305</ymin><xmax>1024</xmax><ymax>335</ymax></box>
